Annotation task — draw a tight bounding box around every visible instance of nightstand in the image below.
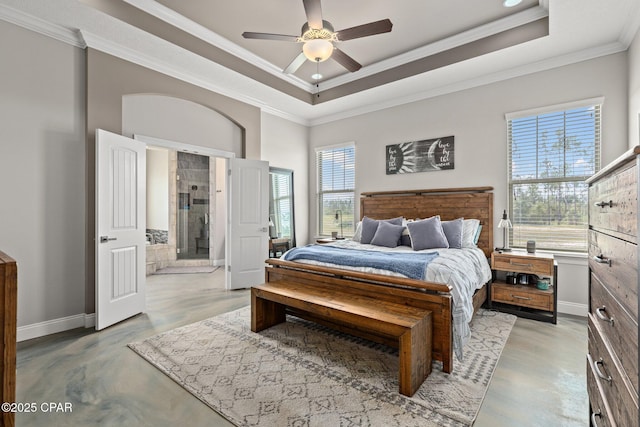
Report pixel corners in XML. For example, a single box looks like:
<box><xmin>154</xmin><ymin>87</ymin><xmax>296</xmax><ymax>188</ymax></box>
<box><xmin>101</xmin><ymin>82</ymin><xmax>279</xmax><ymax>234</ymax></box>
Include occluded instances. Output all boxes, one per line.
<box><xmin>488</xmin><ymin>251</ymin><xmax>557</xmax><ymax>324</ymax></box>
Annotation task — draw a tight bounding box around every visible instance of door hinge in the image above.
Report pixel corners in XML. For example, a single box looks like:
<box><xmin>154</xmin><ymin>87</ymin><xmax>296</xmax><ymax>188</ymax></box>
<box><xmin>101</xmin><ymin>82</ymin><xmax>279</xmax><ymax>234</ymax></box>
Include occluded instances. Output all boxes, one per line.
<box><xmin>227</xmin><ymin>265</ymin><xmax>231</xmax><ymax>272</ymax></box>
<box><xmin>228</xmin><ymin>169</ymin><xmax>232</xmax><ymax>176</ymax></box>
<box><xmin>176</xmin><ymin>174</ymin><xmax>180</xmax><ymax>181</ymax></box>
<box><xmin>177</xmin><ymin>248</ymin><xmax>181</xmax><ymax>254</ymax></box>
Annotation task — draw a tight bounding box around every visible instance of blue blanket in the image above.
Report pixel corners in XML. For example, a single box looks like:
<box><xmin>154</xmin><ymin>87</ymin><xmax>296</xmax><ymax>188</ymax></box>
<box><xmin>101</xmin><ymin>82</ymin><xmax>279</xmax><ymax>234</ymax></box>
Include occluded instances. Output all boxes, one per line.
<box><xmin>282</xmin><ymin>245</ymin><xmax>439</xmax><ymax>280</ymax></box>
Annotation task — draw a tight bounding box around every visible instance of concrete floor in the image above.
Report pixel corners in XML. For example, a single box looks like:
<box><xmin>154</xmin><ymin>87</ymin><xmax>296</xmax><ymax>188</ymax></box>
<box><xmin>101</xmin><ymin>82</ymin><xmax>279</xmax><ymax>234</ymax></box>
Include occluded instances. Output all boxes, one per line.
<box><xmin>16</xmin><ymin>270</ymin><xmax>588</xmax><ymax>426</ymax></box>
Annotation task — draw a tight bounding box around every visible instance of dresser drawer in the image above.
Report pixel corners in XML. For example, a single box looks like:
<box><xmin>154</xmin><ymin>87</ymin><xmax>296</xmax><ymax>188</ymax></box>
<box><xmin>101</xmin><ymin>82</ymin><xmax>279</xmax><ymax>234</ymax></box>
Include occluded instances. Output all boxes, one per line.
<box><xmin>491</xmin><ymin>253</ymin><xmax>554</xmax><ymax>277</ymax></box>
<box><xmin>587</xmin><ymin>354</ymin><xmax>616</xmax><ymax>427</ymax></box>
<box><xmin>590</xmin><ymin>273</ymin><xmax>639</xmax><ymax>395</ymax></box>
<box><xmin>588</xmin><ymin>315</ymin><xmax>639</xmax><ymax>425</ymax></box>
<box><xmin>589</xmin><ymin>161</ymin><xmax>637</xmax><ymax>241</ymax></box>
<box><xmin>491</xmin><ymin>283</ymin><xmax>553</xmax><ymax>311</ymax></box>
<box><xmin>589</xmin><ymin>230</ymin><xmax>638</xmax><ymax>320</ymax></box>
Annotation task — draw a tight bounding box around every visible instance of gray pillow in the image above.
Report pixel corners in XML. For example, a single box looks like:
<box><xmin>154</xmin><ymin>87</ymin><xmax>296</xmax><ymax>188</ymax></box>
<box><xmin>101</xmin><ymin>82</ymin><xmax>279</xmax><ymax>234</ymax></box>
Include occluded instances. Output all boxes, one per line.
<box><xmin>360</xmin><ymin>216</ymin><xmax>403</xmax><ymax>244</ymax></box>
<box><xmin>370</xmin><ymin>221</ymin><xmax>405</xmax><ymax>248</ymax></box>
<box><xmin>441</xmin><ymin>218</ymin><xmax>464</xmax><ymax>249</ymax></box>
<box><xmin>407</xmin><ymin>216</ymin><xmax>449</xmax><ymax>250</ymax></box>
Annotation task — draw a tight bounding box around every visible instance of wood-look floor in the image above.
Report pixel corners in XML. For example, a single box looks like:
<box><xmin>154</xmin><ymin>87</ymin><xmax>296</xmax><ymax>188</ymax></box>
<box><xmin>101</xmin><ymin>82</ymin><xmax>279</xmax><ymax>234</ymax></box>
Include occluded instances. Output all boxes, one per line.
<box><xmin>16</xmin><ymin>270</ymin><xmax>587</xmax><ymax>426</ymax></box>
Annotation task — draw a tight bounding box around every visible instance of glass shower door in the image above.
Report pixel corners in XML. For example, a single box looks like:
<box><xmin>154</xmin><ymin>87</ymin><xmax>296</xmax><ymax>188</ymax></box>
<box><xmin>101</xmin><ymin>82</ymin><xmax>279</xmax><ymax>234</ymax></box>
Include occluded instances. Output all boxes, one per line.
<box><xmin>177</xmin><ymin>152</ymin><xmax>210</xmax><ymax>260</ymax></box>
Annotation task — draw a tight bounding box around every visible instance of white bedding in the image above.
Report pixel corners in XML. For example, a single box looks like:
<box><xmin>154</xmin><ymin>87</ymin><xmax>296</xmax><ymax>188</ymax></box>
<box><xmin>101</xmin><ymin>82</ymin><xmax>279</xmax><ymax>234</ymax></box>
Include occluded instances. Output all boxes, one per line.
<box><xmin>282</xmin><ymin>239</ymin><xmax>492</xmax><ymax>361</ymax></box>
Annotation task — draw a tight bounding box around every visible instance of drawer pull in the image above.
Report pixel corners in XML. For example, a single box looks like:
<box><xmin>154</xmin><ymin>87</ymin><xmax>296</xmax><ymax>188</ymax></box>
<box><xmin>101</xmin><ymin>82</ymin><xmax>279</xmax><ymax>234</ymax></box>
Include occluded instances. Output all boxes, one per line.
<box><xmin>509</xmin><ymin>261</ymin><xmax>533</xmax><ymax>268</ymax></box>
<box><xmin>590</xmin><ymin>410</ymin><xmax>602</xmax><ymax>427</ymax></box>
<box><xmin>593</xmin><ymin>358</ymin><xmax>612</xmax><ymax>383</ymax></box>
<box><xmin>593</xmin><ymin>254</ymin><xmax>612</xmax><ymax>267</ymax></box>
<box><xmin>512</xmin><ymin>295</ymin><xmax>532</xmax><ymax>300</ymax></box>
<box><xmin>595</xmin><ymin>306</ymin><xmax>615</xmax><ymax>326</ymax></box>
<box><xmin>594</xmin><ymin>200</ymin><xmax>613</xmax><ymax>208</ymax></box>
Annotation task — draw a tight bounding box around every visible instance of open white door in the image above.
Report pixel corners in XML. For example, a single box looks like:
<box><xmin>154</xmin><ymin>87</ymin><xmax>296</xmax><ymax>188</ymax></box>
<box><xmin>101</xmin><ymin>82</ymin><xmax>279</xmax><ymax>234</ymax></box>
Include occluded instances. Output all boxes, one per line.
<box><xmin>96</xmin><ymin>129</ymin><xmax>146</xmax><ymax>330</ymax></box>
<box><xmin>227</xmin><ymin>158</ymin><xmax>269</xmax><ymax>290</ymax></box>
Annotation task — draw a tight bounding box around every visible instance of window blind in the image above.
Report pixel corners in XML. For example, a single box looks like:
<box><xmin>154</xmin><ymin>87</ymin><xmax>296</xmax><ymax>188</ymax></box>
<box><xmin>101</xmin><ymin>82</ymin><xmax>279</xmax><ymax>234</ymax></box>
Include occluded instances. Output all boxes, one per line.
<box><xmin>316</xmin><ymin>144</ymin><xmax>355</xmax><ymax>236</ymax></box>
<box><xmin>507</xmin><ymin>104</ymin><xmax>601</xmax><ymax>252</ymax></box>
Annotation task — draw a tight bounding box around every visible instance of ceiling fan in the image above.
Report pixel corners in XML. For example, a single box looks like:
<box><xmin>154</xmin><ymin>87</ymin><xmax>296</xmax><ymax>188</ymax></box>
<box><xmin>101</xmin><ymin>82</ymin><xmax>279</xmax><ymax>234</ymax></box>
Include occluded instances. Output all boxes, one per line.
<box><xmin>242</xmin><ymin>0</ymin><xmax>392</xmax><ymax>75</ymax></box>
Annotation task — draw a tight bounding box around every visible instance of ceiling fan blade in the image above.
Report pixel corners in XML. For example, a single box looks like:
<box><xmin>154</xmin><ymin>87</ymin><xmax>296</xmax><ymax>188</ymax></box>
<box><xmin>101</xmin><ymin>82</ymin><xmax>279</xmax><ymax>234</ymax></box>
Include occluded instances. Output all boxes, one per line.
<box><xmin>283</xmin><ymin>52</ymin><xmax>307</xmax><ymax>74</ymax></box>
<box><xmin>242</xmin><ymin>32</ymin><xmax>299</xmax><ymax>42</ymax></box>
<box><xmin>335</xmin><ymin>19</ymin><xmax>393</xmax><ymax>41</ymax></box>
<box><xmin>332</xmin><ymin>48</ymin><xmax>362</xmax><ymax>72</ymax></box>
<box><xmin>303</xmin><ymin>0</ymin><xmax>323</xmax><ymax>29</ymax></box>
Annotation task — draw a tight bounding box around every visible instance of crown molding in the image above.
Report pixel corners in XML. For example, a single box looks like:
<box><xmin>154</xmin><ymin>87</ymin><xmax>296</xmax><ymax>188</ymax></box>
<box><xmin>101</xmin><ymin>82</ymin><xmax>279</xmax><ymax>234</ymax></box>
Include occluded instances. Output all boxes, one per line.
<box><xmin>0</xmin><ymin>3</ymin><xmax>85</xmax><ymax>48</ymax></box>
<box><xmin>122</xmin><ymin>0</ymin><xmax>547</xmax><ymax>94</ymax></box>
<box><xmin>309</xmin><ymin>41</ymin><xmax>627</xmax><ymax>126</ymax></box>
<box><xmin>321</xmin><ymin>5</ymin><xmax>549</xmax><ymax>91</ymax></box>
<box><xmin>123</xmin><ymin>0</ymin><xmax>314</xmax><ymax>92</ymax></box>
<box><xmin>80</xmin><ymin>30</ymin><xmax>310</xmax><ymax>126</ymax></box>
<box><xmin>619</xmin><ymin>0</ymin><xmax>640</xmax><ymax>47</ymax></box>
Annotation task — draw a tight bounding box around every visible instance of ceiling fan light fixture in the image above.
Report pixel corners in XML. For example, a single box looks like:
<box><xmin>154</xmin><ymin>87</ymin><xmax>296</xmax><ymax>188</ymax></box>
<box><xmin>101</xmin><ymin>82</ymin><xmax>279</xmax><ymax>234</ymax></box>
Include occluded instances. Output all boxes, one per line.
<box><xmin>503</xmin><ymin>0</ymin><xmax>522</xmax><ymax>7</ymax></box>
<box><xmin>303</xmin><ymin>39</ymin><xmax>334</xmax><ymax>62</ymax></box>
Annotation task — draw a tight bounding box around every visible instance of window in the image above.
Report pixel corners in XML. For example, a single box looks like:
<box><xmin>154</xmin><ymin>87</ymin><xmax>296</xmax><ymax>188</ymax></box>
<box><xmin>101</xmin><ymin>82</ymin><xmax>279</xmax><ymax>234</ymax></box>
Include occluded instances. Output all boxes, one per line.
<box><xmin>316</xmin><ymin>144</ymin><xmax>355</xmax><ymax>236</ymax></box>
<box><xmin>507</xmin><ymin>99</ymin><xmax>601</xmax><ymax>252</ymax></box>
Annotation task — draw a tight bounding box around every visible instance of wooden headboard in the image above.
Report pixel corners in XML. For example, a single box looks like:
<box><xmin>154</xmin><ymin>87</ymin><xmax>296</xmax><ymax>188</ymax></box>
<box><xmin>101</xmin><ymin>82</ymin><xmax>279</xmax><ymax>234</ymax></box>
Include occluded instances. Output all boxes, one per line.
<box><xmin>360</xmin><ymin>187</ymin><xmax>494</xmax><ymax>257</ymax></box>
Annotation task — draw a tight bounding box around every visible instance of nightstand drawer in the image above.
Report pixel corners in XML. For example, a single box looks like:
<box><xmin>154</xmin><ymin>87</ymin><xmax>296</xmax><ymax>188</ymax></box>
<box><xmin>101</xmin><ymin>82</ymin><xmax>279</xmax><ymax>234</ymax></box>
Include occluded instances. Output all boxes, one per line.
<box><xmin>492</xmin><ymin>253</ymin><xmax>554</xmax><ymax>277</ymax></box>
<box><xmin>491</xmin><ymin>283</ymin><xmax>553</xmax><ymax>311</ymax></box>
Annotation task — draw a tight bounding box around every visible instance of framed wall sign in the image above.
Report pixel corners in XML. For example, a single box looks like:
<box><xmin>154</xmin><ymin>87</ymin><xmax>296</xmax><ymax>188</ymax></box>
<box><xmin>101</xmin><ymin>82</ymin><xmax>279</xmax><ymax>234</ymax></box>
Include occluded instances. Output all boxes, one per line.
<box><xmin>386</xmin><ymin>136</ymin><xmax>454</xmax><ymax>174</ymax></box>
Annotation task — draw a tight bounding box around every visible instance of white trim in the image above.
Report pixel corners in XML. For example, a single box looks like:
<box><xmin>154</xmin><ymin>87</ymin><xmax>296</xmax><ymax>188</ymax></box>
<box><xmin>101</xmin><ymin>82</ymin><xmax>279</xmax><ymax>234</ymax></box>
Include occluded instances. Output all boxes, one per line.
<box><xmin>557</xmin><ymin>301</ymin><xmax>588</xmax><ymax>317</ymax></box>
<box><xmin>79</xmin><ymin>30</ymin><xmax>309</xmax><ymax>127</ymax></box>
<box><xmin>310</xmin><ymin>42</ymin><xmax>624</xmax><ymax>126</ymax></box>
<box><xmin>321</xmin><ymin>6</ymin><xmax>549</xmax><ymax>91</ymax></box>
<box><xmin>505</xmin><ymin>96</ymin><xmax>605</xmax><ymax>120</ymax></box>
<box><xmin>314</xmin><ymin>141</ymin><xmax>356</xmax><ymax>153</ymax></box>
<box><xmin>17</xmin><ymin>314</ymin><xmax>94</xmax><ymax>342</ymax></box>
<box><xmin>123</xmin><ymin>0</ymin><xmax>548</xmax><ymax>93</ymax></box>
<box><xmin>0</xmin><ymin>3</ymin><xmax>85</xmax><ymax>48</ymax></box>
<box><xmin>133</xmin><ymin>134</ymin><xmax>236</xmax><ymax>159</ymax></box>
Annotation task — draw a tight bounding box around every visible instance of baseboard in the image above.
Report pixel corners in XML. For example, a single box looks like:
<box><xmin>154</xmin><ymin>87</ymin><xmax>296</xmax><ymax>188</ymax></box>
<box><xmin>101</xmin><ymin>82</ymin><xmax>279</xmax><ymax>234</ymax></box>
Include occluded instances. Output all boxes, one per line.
<box><xmin>557</xmin><ymin>301</ymin><xmax>587</xmax><ymax>317</ymax></box>
<box><xmin>213</xmin><ymin>258</ymin><xmax>225</xmax><ymax>267</ymax></box>
<box><xmin>18</xmin><ymin>313</ymin><xmax>94</xmax><ymax>342</ymax></box>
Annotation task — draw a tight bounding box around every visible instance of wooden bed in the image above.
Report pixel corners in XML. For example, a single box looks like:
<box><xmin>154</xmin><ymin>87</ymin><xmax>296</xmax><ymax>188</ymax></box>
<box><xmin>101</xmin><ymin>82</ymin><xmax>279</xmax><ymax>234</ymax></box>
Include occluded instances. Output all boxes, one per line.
<box><xmin>265</xmin><ymin>186</ymin><xmax>494</xmax><ymax>373</ymax></box>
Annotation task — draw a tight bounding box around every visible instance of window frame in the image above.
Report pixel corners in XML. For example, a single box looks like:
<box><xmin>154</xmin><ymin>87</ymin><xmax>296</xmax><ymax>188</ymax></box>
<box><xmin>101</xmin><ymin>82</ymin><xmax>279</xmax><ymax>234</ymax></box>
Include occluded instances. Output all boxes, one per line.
<box><xmin>315</xmin><ymin>142</ymin><xmax>356</xmax><ymax>237</ymax></box>
<box><xmin>505</xmin><ymin>97</ymin><xmax>602</xmax><ymax>253</ymax></box>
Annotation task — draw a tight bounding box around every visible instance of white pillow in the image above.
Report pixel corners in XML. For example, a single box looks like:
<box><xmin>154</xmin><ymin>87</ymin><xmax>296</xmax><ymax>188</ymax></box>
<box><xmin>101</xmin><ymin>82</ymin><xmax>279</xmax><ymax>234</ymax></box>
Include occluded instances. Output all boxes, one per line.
<box><xmin>353</xmin><ymin>221</ymin><xmax>362</xmax><ymax>242</ymax></box>
<box><xmin>462</xmin><ymin>219</ymin><xmax>481</xmax><ymax>248</ymax></box>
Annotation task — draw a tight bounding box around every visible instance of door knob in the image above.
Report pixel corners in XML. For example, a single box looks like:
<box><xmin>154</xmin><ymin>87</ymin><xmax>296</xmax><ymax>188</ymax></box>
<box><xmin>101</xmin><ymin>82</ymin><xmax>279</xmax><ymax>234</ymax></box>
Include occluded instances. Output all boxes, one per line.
<box><xmin>100</xmin><ymin>236</ymin><xmax>117</xmax><ymax>243</ymax></box>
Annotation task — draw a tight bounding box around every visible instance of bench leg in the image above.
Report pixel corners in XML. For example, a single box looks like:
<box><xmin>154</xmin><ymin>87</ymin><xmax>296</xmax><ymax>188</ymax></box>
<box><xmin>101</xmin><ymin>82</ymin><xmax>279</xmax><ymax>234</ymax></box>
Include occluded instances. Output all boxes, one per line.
<box><xmin>251</xmin><ymin>288</ymin><xmax>286</xmax><ymax>332</ymax></box>
<box><xmin>398</xmin><ymin>312</ymin><xmax>432</xmax><ymax>397</ymax></box>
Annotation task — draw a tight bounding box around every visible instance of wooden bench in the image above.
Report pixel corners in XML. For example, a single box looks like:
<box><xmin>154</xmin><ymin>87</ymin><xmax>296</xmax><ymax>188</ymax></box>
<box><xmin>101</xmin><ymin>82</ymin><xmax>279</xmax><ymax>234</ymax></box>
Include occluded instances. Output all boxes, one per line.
<box><xmin>251</xmin><ymin>280</ymin><xmax>433</xmax><ymax>396</ymax></box>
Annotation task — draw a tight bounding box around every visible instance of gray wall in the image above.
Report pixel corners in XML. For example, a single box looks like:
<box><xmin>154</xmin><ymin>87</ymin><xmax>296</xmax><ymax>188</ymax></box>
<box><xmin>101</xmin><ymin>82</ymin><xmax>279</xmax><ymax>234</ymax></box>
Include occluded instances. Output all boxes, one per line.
<box><xmin>629</xmin><ymin>28</ymin><xmax>640</xmax><ymax>149</ymax></box>
<box><xmin>309</xmin><ymin>53</ymin><xmax>629</xmax><ymax>314</ymax></box>
<box><xmin>260</xmin><ymin>112</ymin><xmax>310</xmax><ymax>247</ymax></box>
<box><xmin>0</xmin><ymin>20</ymin><xmax>86</xmax><ymax>333</ymax></box>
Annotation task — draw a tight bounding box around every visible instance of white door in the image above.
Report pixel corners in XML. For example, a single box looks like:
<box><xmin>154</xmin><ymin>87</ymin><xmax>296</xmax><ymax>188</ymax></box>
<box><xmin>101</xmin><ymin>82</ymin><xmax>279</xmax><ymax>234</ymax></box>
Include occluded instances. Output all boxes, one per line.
<box><xmin>96</xmin><ymin>129</ymin><xmax>146</xmax><ymax>330</ymax></box>
<box><xmin>227</xmin><ymin>158</ymin><xmax>269</xmax><ymax>290</ymax></box>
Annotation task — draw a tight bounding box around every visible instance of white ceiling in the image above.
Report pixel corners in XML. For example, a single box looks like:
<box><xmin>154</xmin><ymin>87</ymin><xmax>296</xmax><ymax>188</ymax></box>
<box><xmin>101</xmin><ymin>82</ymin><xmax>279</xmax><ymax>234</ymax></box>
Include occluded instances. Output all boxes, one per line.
<box><xmin>1</xmin><ymin>0</ymin><xmax>639</xmax><ymax>125</ymax></box>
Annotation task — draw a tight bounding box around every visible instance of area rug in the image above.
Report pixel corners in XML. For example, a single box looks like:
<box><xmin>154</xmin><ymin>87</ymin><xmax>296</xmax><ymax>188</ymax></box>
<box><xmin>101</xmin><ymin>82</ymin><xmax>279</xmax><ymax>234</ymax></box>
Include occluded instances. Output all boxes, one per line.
<box><xmin>129</xmin><ymin>307</ymin><xmax>516</xmax><ymax>427</ymax></box>
<box><xmin>153</xmin><ymin>266</ymin><xmax>219</xmax><ymax>274</ymax></box>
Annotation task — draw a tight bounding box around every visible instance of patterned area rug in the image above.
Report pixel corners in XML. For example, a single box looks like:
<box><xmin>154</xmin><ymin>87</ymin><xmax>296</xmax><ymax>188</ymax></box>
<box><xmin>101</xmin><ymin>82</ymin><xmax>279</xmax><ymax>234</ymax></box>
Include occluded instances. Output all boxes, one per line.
<box><xmin>153</xmin><ymin>266</ymin><xmax>219</xmax><ymax>274</ymax></box>
<box><xmin>129</xmin><ymin>307</ymin><xmax>516</xmax><ymax>427</ymax></box>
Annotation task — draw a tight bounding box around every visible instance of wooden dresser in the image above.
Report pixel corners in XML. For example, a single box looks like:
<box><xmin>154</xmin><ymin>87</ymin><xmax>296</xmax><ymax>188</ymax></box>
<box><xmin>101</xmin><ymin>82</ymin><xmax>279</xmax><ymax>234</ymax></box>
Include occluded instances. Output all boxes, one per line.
<box><xmin>0</xmin><ymin>251</ymin><xmax>16</xmax><ymax>427</ymax></box>
<box><xmin>586</xmin><ymin>146</ymin><xmax>640</xmax><ymax>427</ymax></box>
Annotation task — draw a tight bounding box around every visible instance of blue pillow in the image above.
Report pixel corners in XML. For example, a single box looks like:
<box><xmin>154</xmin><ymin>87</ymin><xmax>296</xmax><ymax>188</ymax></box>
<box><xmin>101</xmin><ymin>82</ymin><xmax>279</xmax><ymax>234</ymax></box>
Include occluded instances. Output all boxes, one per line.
<box><xmin>370</xmin><ymin>221</ymin><xmax>405</xmax><ymax>248</ymax></box>
<box><xmin>407</xmin><ymin>216</ymin><xmax>449</xmax><ymax>250</ymax></box>
<box><xmin>441</xmin><ymin>218</ymin><xmax>464</xmax><ymax>249</ymax></box>
<box><xmin>360</xmin><ymin>216</ymin><xmax>403</xmax><ymax>244</ymax></box>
